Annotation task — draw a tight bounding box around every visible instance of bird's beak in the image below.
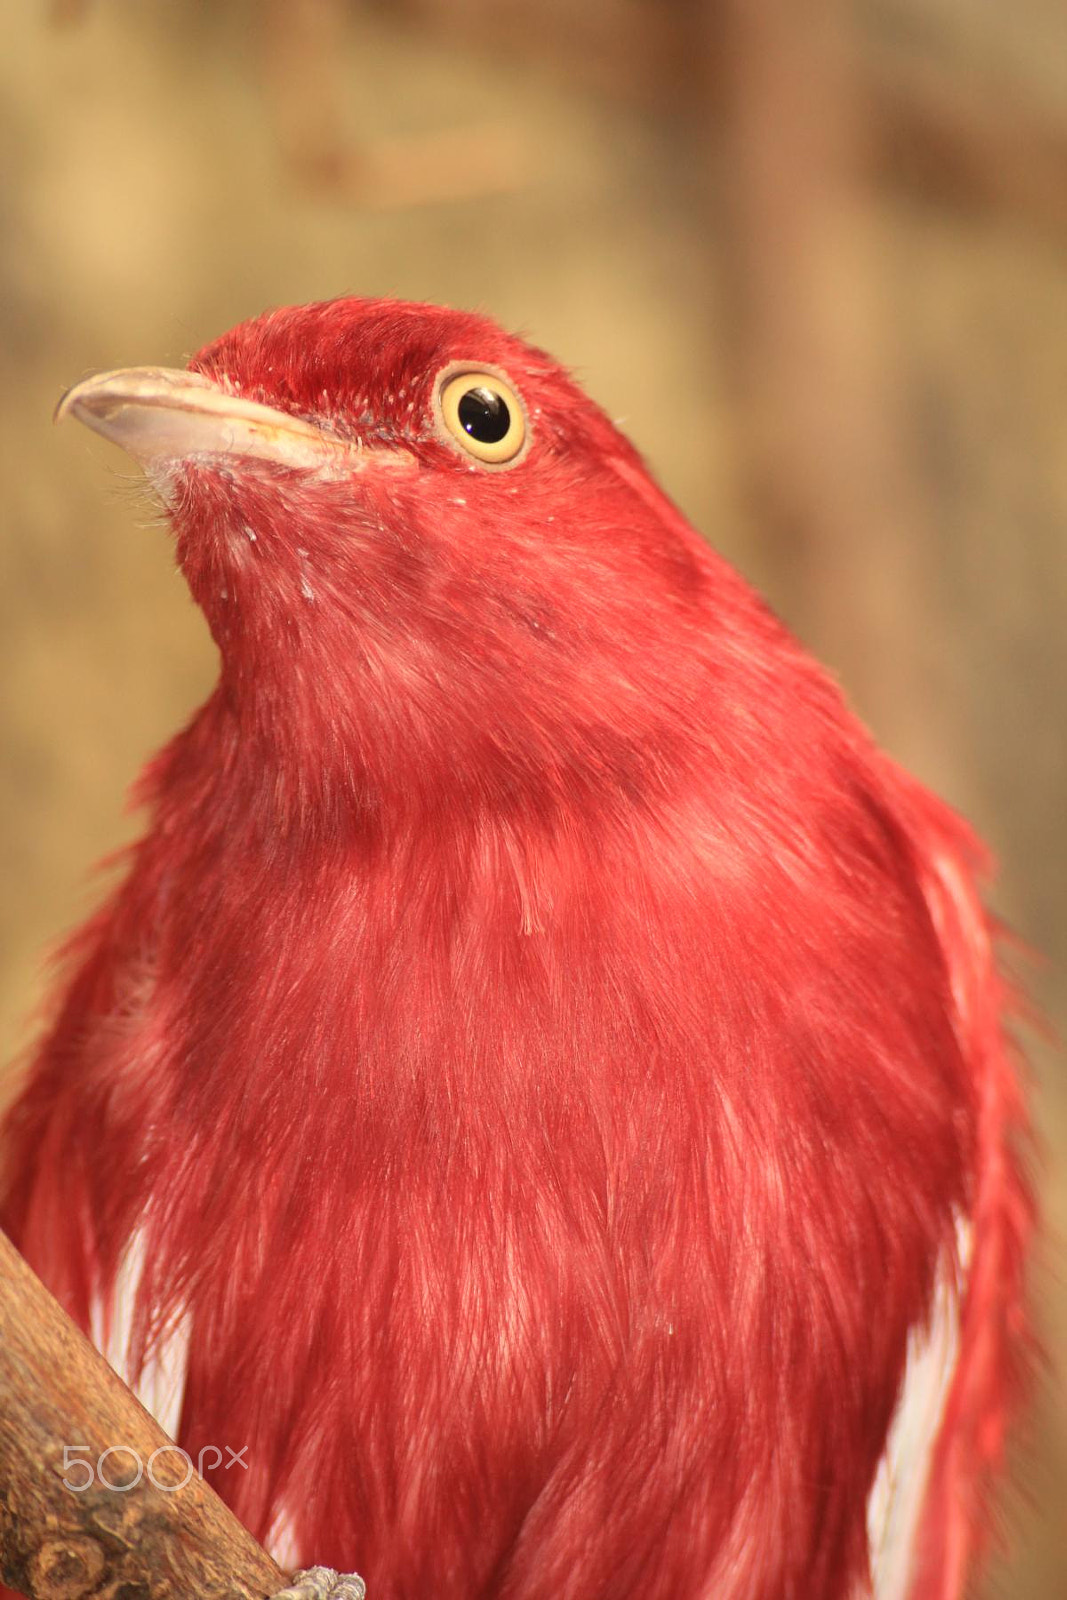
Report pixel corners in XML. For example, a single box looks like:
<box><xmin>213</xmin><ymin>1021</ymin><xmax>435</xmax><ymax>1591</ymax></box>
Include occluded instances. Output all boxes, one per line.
<box><xmin>55</xmin><ymin>367</ymin><xmax>396</xmax><ymax>475</ymax></box>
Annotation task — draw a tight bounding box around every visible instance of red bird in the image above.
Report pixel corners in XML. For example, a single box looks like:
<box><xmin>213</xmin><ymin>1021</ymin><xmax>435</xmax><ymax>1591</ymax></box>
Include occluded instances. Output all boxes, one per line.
<box><xmin>2</xmin><ymin>299</ymin><xmax>1029</xmax><ymax>1600</ymax></box>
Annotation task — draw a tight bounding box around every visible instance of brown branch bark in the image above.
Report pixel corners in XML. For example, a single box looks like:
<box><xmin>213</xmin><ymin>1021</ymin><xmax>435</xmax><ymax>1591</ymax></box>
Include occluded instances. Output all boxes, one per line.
<box><xmin>0</xmin><ymin>1231</ymin><xmax>285</xmax><ymax>1600</ymax></box>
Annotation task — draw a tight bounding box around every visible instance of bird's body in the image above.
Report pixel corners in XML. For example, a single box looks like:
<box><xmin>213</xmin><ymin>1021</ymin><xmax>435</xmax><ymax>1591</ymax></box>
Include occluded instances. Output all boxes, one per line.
<box><xmin>1</xmin><ymin>300</ymin><xmax>1028</xmax><ymax>1600</ymax></box>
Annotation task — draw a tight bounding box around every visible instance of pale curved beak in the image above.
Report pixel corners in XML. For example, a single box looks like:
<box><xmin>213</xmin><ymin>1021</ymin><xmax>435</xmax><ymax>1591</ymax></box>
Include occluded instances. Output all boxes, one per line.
<box><xmin>55</xmin><ymin>367</ymin><xmax>403</xmax><ymax>475</ymax></box>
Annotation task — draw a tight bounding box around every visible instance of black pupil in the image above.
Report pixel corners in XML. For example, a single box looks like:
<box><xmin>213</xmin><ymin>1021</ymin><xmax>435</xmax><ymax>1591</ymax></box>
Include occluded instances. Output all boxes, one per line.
<box><xmin>457</xmin><ymin>386</ymin><xmax>510</xmax><ymax>444</ymax></box>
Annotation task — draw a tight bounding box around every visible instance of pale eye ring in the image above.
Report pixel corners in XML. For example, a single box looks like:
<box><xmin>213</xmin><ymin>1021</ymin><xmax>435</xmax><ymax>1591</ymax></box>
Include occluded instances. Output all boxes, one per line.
<box><xmin>435</xmin><ymin>367</ymin><xmax>527</xmax><ymax>466</ymax></box>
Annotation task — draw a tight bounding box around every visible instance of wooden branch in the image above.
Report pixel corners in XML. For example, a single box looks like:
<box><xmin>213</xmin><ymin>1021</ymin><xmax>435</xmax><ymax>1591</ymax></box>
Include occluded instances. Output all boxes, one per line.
<box><xmin>0</xmin><ymin>1231</ymin><xmax>286</xmax><ymax>1600</ymax></box>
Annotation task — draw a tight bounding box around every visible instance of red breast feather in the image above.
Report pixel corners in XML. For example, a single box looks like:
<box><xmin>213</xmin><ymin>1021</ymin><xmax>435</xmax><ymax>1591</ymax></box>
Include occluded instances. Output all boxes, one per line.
<box><xmin>1</xmin><ymin>299</ymin><xmax>1030</xmax><ymax>1600</ymax></box>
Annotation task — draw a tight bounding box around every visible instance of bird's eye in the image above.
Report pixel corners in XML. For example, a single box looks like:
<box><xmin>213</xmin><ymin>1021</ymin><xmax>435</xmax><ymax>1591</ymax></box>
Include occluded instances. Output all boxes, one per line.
<box><xmin>436</xmin><ymin>369</ymin><xmax>527</xmax><ymax>466</ymax></box>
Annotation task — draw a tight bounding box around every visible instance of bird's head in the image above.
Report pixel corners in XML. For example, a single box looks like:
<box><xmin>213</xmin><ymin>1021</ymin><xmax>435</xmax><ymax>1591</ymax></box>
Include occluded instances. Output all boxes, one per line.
<box><xmin>59</xmin><ymin>298</ymin><xmax>761</xmax><ymax>824</ymax></box>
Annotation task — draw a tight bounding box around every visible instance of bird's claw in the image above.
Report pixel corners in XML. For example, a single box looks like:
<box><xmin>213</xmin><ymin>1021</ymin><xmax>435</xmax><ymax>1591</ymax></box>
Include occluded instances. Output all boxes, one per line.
<box><xmin>274</xmin><ymin>1567</ymin><xmax>366</xmax><ymax>1600</ymax></box>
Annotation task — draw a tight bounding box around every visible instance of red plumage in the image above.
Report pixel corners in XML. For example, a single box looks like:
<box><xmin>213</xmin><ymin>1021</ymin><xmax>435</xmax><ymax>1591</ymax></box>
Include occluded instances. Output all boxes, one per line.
<box><xmin>1</xmin><ymin>299</ymin><xmax>1030</xmax><ymax>1600</ymax></box>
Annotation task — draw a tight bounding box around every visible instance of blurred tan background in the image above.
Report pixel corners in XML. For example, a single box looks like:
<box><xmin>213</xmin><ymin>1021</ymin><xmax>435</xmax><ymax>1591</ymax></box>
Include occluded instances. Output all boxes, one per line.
<box><xmin>1</xmin><ymin>1</ymin><xmax>1063</xmax><ymax>1592</ymax></box>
